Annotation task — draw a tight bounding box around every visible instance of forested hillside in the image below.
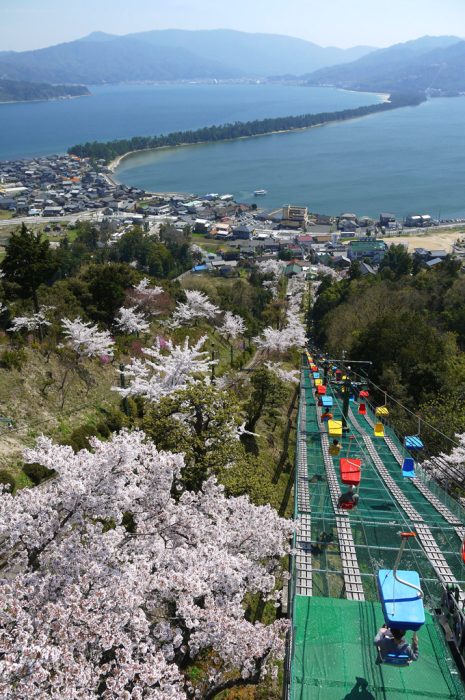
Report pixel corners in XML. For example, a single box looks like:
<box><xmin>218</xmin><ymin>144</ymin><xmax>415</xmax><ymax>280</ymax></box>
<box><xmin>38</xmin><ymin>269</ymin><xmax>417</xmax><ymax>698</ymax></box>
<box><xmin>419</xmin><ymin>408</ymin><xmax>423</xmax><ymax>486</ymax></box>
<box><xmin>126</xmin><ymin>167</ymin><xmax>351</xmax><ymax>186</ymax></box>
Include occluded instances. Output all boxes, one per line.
<box><xmin>305</xmin><ymin>35</ymin><xmax>465</xmax><ymax>94</ymax></box>
<box><xmin>69</xmin><ymin>91</ymin><xmax>425</xmax><ymax>162</ymax></box>
<box><xmin>0</xmin><ymin>221</ymin><xmax>306</xmax><ymax>699</ymax></box>
<box><xmin>0</xmin><ymin>78</ymin><xmax>89</xmax><ymax>102</ymax></box>
<box><xmin>311</xmin><ymin>247</ymin><xmax>465</xmax><ymax>454</ymax></box>
<box><xmin>0</xmin><ymin>29</ymin><xmax>374</xmax><ymax>83</ymax></box>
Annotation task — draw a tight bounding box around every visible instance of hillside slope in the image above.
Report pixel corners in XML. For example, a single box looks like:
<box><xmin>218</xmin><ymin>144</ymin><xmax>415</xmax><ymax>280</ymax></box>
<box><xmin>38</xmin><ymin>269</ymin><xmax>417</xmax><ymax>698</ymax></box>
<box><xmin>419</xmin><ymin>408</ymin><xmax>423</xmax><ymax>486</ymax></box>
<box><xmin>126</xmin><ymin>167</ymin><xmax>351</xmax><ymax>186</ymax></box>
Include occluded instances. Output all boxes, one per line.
<box><xmin>0</xmin><ymin>78</ymin><xmax>89</xmax><ymax>102</ymax></box>
<box><xmin>0</xmin><ymin>30</ymin><xmax>375</xmax><ymax>83</ymax></box>
<box><xmin>304</xmin><ymin>35</ymin><xmax>465</xmax><ymax>93</ymax></box>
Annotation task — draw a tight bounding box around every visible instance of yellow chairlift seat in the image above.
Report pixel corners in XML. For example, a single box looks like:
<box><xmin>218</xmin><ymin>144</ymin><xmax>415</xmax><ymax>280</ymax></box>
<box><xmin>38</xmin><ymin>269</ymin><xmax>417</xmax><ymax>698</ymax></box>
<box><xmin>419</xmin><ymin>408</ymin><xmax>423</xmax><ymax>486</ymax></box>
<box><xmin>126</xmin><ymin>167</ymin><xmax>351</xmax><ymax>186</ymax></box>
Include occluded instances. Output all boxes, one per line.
<box><xmin>315</xmin><ymin>378</ymin><xmax>323</xmax><ymax>386</ymax></box>
<box><xmin>374</xmin><ymin>422</ymin><xmax>385</xmax><ymax>437</ymax></box>
<box><xmin>328</xmin><ymin>420</ymin><xmax>343</xmax><ymax>437</ymax></box>
<box><xmin>376</xmin><ymin>406</ymin><xmax>389</xmax><ymax>417</ymax></box>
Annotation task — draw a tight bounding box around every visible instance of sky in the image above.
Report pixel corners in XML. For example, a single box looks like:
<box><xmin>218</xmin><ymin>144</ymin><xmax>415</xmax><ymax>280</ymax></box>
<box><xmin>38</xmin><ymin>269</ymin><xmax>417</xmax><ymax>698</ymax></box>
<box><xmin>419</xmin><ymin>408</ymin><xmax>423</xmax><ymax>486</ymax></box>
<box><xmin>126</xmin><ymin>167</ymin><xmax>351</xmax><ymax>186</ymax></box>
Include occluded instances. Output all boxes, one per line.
<box><xmin>1</xmin><ymin>0</ymin><xmax>465</xmax><ymax>51</ymax></box>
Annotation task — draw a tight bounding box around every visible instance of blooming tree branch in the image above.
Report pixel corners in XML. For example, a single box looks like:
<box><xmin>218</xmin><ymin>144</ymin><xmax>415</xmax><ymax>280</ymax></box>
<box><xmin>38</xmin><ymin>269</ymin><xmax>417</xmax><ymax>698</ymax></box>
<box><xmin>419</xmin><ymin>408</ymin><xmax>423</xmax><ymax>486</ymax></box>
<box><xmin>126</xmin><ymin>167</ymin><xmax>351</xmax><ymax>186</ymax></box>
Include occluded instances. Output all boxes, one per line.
<box><xmin>115</xmin><ymin>306</ymin><xmax>149</xmax><ymax>335</ymax></box>
<box><xmin>169</xmin><ymin>290</ymin><xmax>219</xmax><ymax>328</ymax></box>
<box><xmin>61</xmin><ymin>317</ymin><xmax>115</xmax><ymax>358</ymax></box>
<box><xmin>114</xmin><ymin>335</ymin><xmax>214</xmax><ymax>403</ymax></box>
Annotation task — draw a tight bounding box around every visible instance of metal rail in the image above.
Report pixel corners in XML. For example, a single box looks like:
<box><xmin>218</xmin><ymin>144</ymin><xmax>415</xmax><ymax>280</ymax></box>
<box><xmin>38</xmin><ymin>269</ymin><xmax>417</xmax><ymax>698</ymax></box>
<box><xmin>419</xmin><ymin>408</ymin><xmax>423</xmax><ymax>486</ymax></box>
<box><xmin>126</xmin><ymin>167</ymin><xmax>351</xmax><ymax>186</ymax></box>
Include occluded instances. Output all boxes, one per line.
<box><xmin>384</xmin><ymin>435</ymin><xmax>465</xmax><ymax>541</ymax></box>
<box><xmin>295</xmin><ymin>389</ymin><xmax>312</xmax><ymax>596</ymax></box>
<box><xmin>315</xmin><ymin>401</ymin><xmax>365</xmax><ymax>601</ymax></box>
<box><xmin>349</xmin><ymin>408</ymin><xmax>460</xmax><ymax>587</ymax></box>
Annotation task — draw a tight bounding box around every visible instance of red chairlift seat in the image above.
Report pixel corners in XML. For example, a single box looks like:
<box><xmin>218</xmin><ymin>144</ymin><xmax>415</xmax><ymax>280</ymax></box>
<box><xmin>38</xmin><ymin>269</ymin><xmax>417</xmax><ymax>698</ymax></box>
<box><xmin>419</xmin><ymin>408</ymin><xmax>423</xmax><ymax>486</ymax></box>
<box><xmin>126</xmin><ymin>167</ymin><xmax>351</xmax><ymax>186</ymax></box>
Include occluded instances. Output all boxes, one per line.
<box><xmin>359</xmin><ymin>390</ymin><xmax>370</xmax><ymax>399</ymax></box>
<box><xmin>339</xmin><ymin>500</ymin><xmax>356</xmax><ymax>511</ymax></box>
<box><xmin>317</xmin><ymin>385</ymin><xmax>326</xmax><ymax>395</ymax></box>
<box><xmin>358</xmin><ymin>403</ymin><xmax>367</xmax><ymax>415</ymax></box>
<box><xmin>339</xmin><ymin>457</ymin><xmax>362</xmax><ymax>486</ymax></box>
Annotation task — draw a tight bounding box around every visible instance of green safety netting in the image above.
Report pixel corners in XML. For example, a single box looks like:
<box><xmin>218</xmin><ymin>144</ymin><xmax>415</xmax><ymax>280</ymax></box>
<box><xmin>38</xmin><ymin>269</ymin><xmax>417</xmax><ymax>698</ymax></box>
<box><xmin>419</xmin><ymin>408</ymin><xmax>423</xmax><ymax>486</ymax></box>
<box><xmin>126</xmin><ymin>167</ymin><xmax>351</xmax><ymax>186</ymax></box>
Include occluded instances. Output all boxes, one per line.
<box><xmin>290</xmin><ymin>362</ymin><xmax>465</xmax><ymax>698</ymax></box>
<box><xmin>291</xmin><ymin>597</ymin><xmax>465</xmax><ymax>699</ymax></box>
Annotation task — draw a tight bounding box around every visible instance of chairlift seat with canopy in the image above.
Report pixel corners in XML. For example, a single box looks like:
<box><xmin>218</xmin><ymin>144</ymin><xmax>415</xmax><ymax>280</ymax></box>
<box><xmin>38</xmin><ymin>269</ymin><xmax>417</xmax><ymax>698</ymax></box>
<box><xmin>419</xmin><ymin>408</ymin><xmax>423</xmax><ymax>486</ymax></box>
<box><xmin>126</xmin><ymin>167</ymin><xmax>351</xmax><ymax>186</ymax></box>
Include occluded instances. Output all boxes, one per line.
<box><xmin>374</xmin><ymin>423</ymin><xmax>385</xmax><ymax>437</ymax></box>
<box><xmin>328</xmin><ymin>420</ymin><xmax>343</xmax><ymax>437</ymax></box>
<box><xmin>313</xmin><ymin>372</ymin><xmax>320</xmax><ymax>379</ymax></box>
<box><xmin>402</xmin><ymin>458</ymin><xmax>416</xmax><ymax>479</ymax></box>
<box><xmin>321</xmin><ymin>396</ymin><xmax>333</xmax><ymax>408</ymax></box>
<box><xmin>358</xmin><ymin>403</ymin><xmax>367</xmax><ymax>415</ymax></box>
<box><xmin>378</xmin><ymin>569</ymin><xmax>425</xmax><ymax>631</ymax></box>
<box><xmin>404</xmin><ymin>436</ymin><xmax>424</xmax><ymax>451</ymax></box>
<box><xmin>359</xmin><ymin>390</ymin><xmax>370</xmax><ymax>398</ymax></box>
<box><xmin>316</xmin><ymin>385</ymin><xmax>326</xmax><ymax>395</ymax></box>
<box><xmin>339</xmin><ymin>458</ymin><xmax>361</xmax><ymax>486</ymax></box>
<box><xmin>378</xmin><ymin>532</ymin><xmax>425</xmax><ymax>632</ymax></box>
<box><xmin>376</xmin><ymin>406</ymin><xmax>389</xmax><ymax>417</ymax></box>
<box><xmin>315</xmin><ymin>378</ymin><xmax>323</xmax><ymax>386</ymax></box>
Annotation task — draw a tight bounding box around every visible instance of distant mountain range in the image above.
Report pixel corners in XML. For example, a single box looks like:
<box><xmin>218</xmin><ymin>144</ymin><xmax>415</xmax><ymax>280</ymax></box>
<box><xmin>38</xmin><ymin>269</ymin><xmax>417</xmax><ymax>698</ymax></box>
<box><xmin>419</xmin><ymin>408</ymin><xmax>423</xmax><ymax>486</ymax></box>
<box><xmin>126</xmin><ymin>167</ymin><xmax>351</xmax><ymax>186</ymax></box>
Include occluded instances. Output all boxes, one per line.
<box><xmin>304</xmin><ymin>35</ymin><xmax>465</xmax><ymax>94</ymax></box>
<box><xmin>0</xmin><ymin>29</ymin><xmax>375</xmax><ymax>84</ymax></box>
<box><xmin>0</xmin><ymin>78</ymin><xmax>89</xmax><ymax>103</ymax></box>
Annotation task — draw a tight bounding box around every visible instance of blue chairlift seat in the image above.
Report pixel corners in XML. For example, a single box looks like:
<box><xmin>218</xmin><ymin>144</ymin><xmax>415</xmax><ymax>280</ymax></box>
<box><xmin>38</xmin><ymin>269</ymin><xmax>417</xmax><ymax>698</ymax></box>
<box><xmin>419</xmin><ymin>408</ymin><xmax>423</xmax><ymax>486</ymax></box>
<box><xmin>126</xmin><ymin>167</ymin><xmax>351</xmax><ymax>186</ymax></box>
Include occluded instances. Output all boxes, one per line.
<box><xmin>313</xmin><ymin>372</ymin><xmax>320</xmax><ymax>379</ymax></box>
<box><xmin>402</xmin><ymin>458</ymin><xmax>416</xmax><ymax>479</ymax></box>
<box><xmin>377</xmin><ymin>648</ymin><xmax>411</xmax><ymax>667</ymax></box>
<box><xmin>404</xmin><ymin>435</ymin><xmax>424</xmax><ymax>450</ymax></box>
<box><xmin>321</xmin><ymin>396</ymin><xmax>333</xmax><ymax>408</ymax></box>
<box><xmin>378</xmin><ymin>569</ymin><xmax>425</xmax><ymax>631</ymax></box>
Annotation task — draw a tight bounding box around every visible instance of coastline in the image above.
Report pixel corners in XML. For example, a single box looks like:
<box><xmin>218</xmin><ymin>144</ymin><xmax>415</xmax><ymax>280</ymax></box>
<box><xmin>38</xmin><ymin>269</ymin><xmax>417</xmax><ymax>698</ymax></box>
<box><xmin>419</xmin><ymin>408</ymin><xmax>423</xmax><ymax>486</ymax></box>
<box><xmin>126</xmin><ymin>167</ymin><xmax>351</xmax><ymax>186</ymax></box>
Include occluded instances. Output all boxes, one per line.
<box><xmin>0</xmin><ymin>93</ymin><xmax>90</xmax><ymax>106</ymax></box>
<box><xmin>108</xmin><ymin>87</ymin><xmax>392</xmax><ymax>175</ymax></box>
<box><xmin>110</xmin><ymin>109</ymin><xmax>387</xmax><ymax>176</ymax></box>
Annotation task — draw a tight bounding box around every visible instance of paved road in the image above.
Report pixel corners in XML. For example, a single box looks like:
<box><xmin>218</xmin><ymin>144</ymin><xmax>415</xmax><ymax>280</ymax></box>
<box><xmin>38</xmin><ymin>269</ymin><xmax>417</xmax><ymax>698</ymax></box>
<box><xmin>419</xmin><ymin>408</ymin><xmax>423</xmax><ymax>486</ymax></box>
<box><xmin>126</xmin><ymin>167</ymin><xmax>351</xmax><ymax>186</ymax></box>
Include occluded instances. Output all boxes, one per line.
<box><xmin>0</xmin><ymin>210</ymin><xmax>105</xmax><ymax>229</ymax></box>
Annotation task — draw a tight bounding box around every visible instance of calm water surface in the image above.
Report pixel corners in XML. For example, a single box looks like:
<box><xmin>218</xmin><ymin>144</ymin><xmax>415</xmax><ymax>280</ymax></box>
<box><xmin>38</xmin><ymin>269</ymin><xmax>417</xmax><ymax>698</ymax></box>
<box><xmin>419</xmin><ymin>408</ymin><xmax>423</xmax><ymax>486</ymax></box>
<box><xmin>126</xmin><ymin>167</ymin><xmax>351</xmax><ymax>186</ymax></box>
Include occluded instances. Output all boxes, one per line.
<box><xmin>2</xmin><ymin>83</ymin><xmax>464</xmax><ymax>218</ymax></box>
<box><xmin>0</xmin><ymin>83</ymin><xmax>375</xmax><ymax>160</ymax></box>
<box><xmin>116</xmin><ymin>96</ymin><xmax>465</xmax><ymax>219</ymax></box>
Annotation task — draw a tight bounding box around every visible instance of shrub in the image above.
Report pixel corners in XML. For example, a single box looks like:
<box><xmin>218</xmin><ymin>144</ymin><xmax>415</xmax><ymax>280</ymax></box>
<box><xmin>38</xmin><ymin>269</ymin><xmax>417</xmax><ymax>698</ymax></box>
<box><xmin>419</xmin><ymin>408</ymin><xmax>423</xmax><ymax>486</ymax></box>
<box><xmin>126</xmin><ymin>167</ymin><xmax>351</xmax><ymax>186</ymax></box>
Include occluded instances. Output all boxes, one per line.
<box><xmin>0</xmin><ymin>469</ymin><xmax>16</xmax><ymax>492</ymax></box>
<box><xmin>66</xmin><ymin>424</ymin><xmax>96</xmax><ymax>452</ymax></box>
<box><xmin>0</xmin><ymin>348</ymin><xmax>27</xmax><ymax>371</ymax></box>
<box><xmin>96</xmin><ymin>421</ymin><xmax>111</xmax><ymax>438</ymax></box>
<box><xmin>22</xmin><ymin>462</ymin><xmax>55</xmax><ymax>485</ymax></box>
<box><xmin>99</xmin><ymin>407</ymin><xmax>128</xmax><ymax>432</ymax></box>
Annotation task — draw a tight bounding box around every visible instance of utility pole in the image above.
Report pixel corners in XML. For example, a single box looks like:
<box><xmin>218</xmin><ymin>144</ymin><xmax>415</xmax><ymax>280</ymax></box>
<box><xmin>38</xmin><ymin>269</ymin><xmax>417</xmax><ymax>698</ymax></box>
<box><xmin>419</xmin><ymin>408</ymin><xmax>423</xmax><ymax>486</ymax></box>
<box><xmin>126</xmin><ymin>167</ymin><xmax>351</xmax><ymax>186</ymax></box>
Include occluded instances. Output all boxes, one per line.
<box><xmin>211</xmin><ymin>343</ymin><xmax>216</xmax><ymax>382</ymax></box>
<box><xmin>341</xmin><ymin>369</ymin><xmax>352</xmax><ymax>432</ymax></box>
<box><xmin>119</xmin><ymin>363</ymin><xmax>129</xmax><ymax>416</ymax></box>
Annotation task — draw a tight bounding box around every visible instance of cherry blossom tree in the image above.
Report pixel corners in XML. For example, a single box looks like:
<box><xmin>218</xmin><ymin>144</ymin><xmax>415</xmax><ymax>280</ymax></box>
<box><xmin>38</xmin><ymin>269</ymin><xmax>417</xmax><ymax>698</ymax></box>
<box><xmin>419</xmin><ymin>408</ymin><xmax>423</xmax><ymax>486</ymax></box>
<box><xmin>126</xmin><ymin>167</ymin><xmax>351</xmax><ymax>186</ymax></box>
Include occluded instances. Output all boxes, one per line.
<box><xmin>169</xmin><ymin>290</ymin><xmax>219</xmax><ymax>328</ymax></box>
<box><xmin>219</xmin><ymin>311</ymin><xmax>246</xmax><ymax>340</ymax></box>
<box><xmin>61</xmin><ymin>317</ymin><xmax>115</xmax><ymax>358</ymax></box>
<box><xmin>256</xmin><ymin>260</ymin><xmax>284</xmax><ymax>298</ymax></box>
<box><xmin>218</xmin><ymin>311</ymin><xmax>246</xmax><ymax>365</ymax></box>
<box><xmin>134</xmin><ymin>278</ymin><xmax>164</xmax><ymax>299</ymax></box>
<box><xmin>9</xmin><ymin>305</ymin><xmax>54</xmax><ymax>334</ymax></box>
<box><xmin>256</xmin><ymin>259</ymin><xmax>284</xmax><ymax>278</ymax></box>
<box><xmin>254</xmin><ymin>321</ymin><xmax>306</xmax><ymax>356</ymax></box>
<box><xmin>127</xmin><ymin>278</ymin><xmax>166</xmax><ymax>317</ymax></box>
<box><xmin>115</xmin><ymin>335</ymin><xmax>214</xmax><ymax>403</ymax></box>
<box><xmin>0</xmin><ymin>430</ymin><xmax>292</xmax><ymax>699</ymax></box>
<box><xmin>423</xmin><ymin>434</ymin><xmax>465</xmax><ymax>486</ymax></box>
<box><xmin>265</xmin><ymin>361</ymin><xmax>300</xmax><ymax>384</ymax></box>
<box><xmin>143</xmin><ymin>383</ymin><xmax>247</xmax><ymax>489</ymax></box>
<box><xmin>115</xmin><ymin>306</ymin><xmax>149</xmax><ymax>335</ymax></box>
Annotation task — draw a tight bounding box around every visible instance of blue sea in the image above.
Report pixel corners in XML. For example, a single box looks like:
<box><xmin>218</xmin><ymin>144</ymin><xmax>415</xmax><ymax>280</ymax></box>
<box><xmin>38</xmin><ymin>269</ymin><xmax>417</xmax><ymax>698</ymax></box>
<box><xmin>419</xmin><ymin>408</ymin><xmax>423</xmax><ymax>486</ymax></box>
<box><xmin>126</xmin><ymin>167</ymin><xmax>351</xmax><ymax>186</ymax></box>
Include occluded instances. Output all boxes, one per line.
<box><xmin>1</xmin><ymin>83</ymin><xmax>465</xmax><ymax>218</ymax></box>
